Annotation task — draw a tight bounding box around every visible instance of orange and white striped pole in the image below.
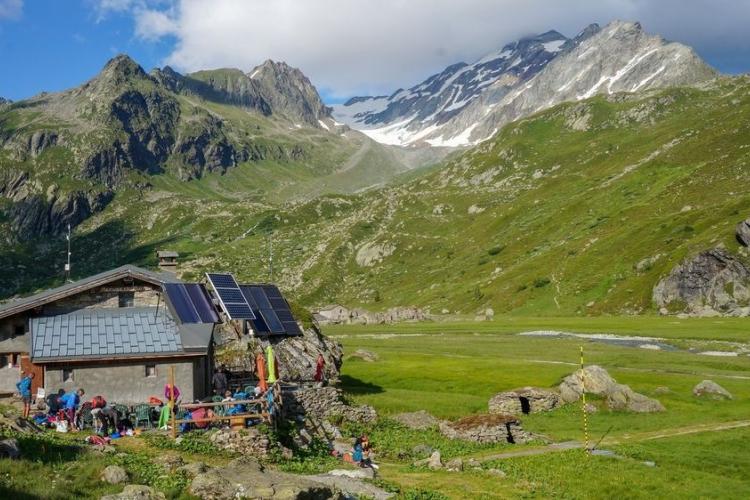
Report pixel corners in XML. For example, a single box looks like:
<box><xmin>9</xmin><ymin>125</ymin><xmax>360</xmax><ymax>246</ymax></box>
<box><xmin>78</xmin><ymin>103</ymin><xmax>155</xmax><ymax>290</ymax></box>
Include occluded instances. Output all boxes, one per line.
<box><xmin>580</xmin><ymin>346</ymin><xmax>590</xmax><ymax>454</ymax></box>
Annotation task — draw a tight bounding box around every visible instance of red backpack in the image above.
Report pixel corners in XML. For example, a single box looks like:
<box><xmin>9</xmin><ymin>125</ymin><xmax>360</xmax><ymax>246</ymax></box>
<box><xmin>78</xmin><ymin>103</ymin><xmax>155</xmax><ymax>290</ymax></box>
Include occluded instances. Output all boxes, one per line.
<box><xmin>92</xmin><ymin>396</ymin><xmax>106</xmax><ymax>409</ymax></box>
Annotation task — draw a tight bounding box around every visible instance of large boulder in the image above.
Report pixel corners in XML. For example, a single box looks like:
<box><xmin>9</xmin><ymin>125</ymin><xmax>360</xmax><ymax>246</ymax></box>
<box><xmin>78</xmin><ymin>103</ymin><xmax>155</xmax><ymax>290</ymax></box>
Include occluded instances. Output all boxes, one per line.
<box><xmin>559</xmin><ymin>365</ymin><xmax>664</xmax><ymax>413</ymax></box>
<box><xmin>0</xmin><ymin>439</ymin><xmax>20</xmax><ymax>459</ymax></box>
<box><xmin>693</xmin><ymin>380</ymin><xmax>733</xmax><ymax>400</ymax></box>
<box><xmin>100</xmin><ymin>485</ymin><xmax>166</xmax><ymax>500</ymax></box>
<box><xmin>216</xmin><ymin>326</ymin><xmax>343</xmax><ymax>383</ymax></box>
<box><xmin>101</xmin><ymin>465</ymin><xmax>129</xmax><ymax>484</ymax></box>
<box><xmin>653</xmin><ymin>248</ymin><xmax>750</xmax><ymax>316</ymax></box>
<box><xmin>489</xmin><ymin>387</ymin><xmax>562</xmax><ymax>415</ymax></box>
<box><xmin>189</xmin><ymin>457</ymin><xmax>342</xmax><ymax>499</ymax></box>
<box><xmin>391</xmin><ymin>410</ymin><xmax>440</xmax><ymax>430</ymax></box>
<box><xmin>737</xmin><ymin>218</ymin><xmax>750</xmax><ymax>247</ymax></box>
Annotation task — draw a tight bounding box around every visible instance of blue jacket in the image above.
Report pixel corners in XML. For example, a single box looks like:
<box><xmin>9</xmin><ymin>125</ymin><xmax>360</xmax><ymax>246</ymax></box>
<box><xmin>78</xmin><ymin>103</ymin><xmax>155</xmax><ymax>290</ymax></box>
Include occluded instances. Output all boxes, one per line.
<box><xmin>16</xmin><ymin>376</ymin><xmax>32</xmax><ymax>397</ymax></box>
<box><xmin>60</xmin><ymin>392</ymin><xmax>80</xmax><ymax>410</ymax></box>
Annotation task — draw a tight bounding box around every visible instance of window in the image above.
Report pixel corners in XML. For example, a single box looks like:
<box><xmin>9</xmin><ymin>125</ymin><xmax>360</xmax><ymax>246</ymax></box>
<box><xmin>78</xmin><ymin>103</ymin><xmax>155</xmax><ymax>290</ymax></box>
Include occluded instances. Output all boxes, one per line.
<box><xmin>13</xmin><ymin>325</ymin><xmax>24</xmax><ymax>337</ymax></box>
<box><xmin>63</xmin><ymin>368</ymin><xmax>74</xmax><ymax>382</ymax></box>
<box><xmin>118</xmin><ymin>291</ymin><xmax>135</xmax><ymax>308</ymax></box>
<box><xmin>145</xmin><ymin>364</ymin><xmax>157</xmax><ymax>377</ymax></box>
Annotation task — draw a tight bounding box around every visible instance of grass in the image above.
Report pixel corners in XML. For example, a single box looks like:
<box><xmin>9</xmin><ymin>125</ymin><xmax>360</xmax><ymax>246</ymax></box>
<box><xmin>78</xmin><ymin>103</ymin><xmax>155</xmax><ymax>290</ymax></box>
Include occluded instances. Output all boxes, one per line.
<box><xmin>327</xmin><ymin>319</ymin><xmax>750</xmax><ymax>498</ymax></box>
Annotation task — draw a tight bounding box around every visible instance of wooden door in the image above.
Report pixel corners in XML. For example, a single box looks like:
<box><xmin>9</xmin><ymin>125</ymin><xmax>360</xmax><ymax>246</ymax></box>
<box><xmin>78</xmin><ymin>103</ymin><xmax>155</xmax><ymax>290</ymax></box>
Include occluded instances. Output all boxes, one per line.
<box><xmin>19</xmin><ymin>355</ymin><xmax>44</xmax><ymax>397</ymax></box>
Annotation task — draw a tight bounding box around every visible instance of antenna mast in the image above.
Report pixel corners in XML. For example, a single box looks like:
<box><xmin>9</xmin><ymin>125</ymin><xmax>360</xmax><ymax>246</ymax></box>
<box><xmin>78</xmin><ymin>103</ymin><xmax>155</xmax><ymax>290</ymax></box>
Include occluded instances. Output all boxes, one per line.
<box><xmin>268</xmin><ymin>232</ymin><xmax>274</xmax><ymax>282</ymax></box>
<box><xmin>65</xmin><ymin>224</ymin><xmax>72</xmax><ymax>282</ymax></box>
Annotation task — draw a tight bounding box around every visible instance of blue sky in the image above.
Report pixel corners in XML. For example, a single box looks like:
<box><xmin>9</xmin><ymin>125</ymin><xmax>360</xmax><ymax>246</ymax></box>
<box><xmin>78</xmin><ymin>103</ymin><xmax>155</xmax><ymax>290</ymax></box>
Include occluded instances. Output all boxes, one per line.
<box><xmin>1</xmin><ymin>0</ymin><xmax>749</xmax><ymax>103</ymax></box>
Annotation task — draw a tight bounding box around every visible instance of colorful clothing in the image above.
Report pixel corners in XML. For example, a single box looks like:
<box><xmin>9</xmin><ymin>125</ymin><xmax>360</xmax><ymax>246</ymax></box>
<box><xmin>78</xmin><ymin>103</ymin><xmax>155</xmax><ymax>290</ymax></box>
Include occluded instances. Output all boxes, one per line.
<box><xmin>16</xmin><ymin>376</ymin><xmax>32</xmax><ymax>397</ymax></box>
<box><xmin>256</xmin><ymin>352</ymin><xmax>268</xmax><ymax>392</ymax></box>
<box><xmin>266</xmin><ymin>345</ymin><xmax>277</xmax><ymax>384</ymax></box>
<box><xmin>164</xmin><ymin>384</ymin><xmax>180</xmax><ymax>403</ymax></box>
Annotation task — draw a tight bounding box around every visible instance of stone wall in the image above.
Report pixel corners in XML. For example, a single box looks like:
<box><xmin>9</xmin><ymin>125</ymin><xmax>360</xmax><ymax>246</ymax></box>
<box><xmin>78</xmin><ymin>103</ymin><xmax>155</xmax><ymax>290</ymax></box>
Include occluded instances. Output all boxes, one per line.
<box><xmin>0</xmin><ymin>365</ymin><xmax>20</xmax><ymax>393</ymax></box>
<box><xmin>439</xmin><ymin>415</ymin><xmax>532</xmax><ymax>444</ymax></box>
<box><xmin>44</xmin><ymin>280</ymin><xmax>162</xmax><ymax>315</ymax></box>
<box><xmin>282</xmin><ymin>386</ymin><xmax>377</xmax><ymax>423</ymax></box>
<box><xmin>43</xmin><ymin>358</ymin><xmax>201</xmax><ymax>404</ymax></box>
<box><xmin>314</xmin><ymin>306</ymin><xmax>426</xmax><ymax>325</ymax></box>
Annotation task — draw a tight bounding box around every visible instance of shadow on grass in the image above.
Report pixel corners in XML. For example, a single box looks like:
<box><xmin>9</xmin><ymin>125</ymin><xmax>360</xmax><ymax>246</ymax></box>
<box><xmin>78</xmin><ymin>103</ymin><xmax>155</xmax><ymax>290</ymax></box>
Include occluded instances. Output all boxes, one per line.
<box><xmin>0</xmin><ymin>485</ymin><xmax>38</xmax><ymax>500</ymax></box>
<box><xmin>339</xmin><ymin>374</ymin><xmax>384</xmax><ymax>395</ymax></box>
<box><xmin>15</xmin><ymin>434</ymin><xmax>86</xmax><ymax>464</ymax></box>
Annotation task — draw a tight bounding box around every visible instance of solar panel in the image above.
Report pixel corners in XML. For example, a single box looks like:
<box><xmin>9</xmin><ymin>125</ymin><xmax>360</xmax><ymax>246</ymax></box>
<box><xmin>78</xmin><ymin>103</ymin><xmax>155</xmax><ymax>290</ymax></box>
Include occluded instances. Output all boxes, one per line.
<box><xmin>184</xmin><ymin>284</ymin><xmax>220</xmax><ymax>323</ymax></box>
<box><xmin>205</xmin><ymin>273</ymin><xmax>256</xmax><ymax>320</ymax></box>
<box><xmin>259</xmin><ymin>308</ymin><xmax>285</xmax><ymax>333</ymax></box>
<box><xmin>164</xmin><ymin>284</ymin><xmax>200</xmax><ymax>323</ymax></box>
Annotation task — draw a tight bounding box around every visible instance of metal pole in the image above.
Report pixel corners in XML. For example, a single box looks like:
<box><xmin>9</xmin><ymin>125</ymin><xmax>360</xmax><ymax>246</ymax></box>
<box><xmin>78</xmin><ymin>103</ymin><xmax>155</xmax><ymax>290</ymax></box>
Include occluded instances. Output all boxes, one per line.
<box><xmin>170</xmin><ymin>365</ymin><xmax>176</xmax><ymax>439</ymax></box>
<box><xmin>65</xmin><ymin>224</ymin><xmax>71</xmax><ymax>282</ymax></box>
<box><xmin>580</xmin><ymin>346</ymin><xmax>590</xmax><ymax>454</ymax></box>
<box><xmin>268</xmin><ymin>232</ymin><xmax>273</xmax><ymax>282</ymax></box>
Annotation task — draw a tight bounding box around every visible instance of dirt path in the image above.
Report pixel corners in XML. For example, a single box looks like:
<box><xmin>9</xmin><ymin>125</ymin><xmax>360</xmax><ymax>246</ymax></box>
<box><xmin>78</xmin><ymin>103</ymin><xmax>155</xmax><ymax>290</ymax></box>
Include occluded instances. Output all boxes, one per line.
<box><xmin>468</xmin><ymin>419</ymin><xmax>750</xmax><ymax>463</ymax></box>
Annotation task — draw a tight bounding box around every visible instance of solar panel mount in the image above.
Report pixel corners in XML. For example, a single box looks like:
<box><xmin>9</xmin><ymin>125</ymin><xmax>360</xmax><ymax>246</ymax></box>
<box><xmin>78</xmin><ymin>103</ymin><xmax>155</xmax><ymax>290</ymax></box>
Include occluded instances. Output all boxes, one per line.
<box><xmin>205</xmin><ymin>272</ymin><xmax>256</xmax><ymax>320</ymax></box>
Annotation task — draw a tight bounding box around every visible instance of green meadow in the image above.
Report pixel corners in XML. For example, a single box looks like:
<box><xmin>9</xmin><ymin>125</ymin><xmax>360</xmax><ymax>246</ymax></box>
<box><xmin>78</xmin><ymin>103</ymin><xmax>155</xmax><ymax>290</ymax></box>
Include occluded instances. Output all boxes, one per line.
<box><xmin>328</xmin><ymin>317</ymin><xmax>750</xmax><ymax>498</ymax></box>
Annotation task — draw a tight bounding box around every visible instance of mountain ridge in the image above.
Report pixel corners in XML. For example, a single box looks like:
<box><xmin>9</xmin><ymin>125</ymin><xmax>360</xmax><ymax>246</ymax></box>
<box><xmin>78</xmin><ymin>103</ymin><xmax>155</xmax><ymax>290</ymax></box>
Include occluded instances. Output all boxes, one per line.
<box><xmin>333</xmin><ymin>21</ymin><xmax>716</xmax><ymax>147</ymax></box>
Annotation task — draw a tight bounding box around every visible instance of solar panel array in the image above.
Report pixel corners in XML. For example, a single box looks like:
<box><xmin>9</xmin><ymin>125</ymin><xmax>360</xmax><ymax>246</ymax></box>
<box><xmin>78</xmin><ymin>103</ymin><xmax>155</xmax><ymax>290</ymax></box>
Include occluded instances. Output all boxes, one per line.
<box><xmin>164</xmin><ymin>283</ymin><xmax>219</xmax><ymax>324</ymax></box>
<box><xmin>240</xmin><ymin>284</ymin><xmax>302</xmax><ymax>336</ymax></box>
<box><xmin>206</xmin><ymin>273</ymin><xmax>256</xmax><ymax>320</ymax></box>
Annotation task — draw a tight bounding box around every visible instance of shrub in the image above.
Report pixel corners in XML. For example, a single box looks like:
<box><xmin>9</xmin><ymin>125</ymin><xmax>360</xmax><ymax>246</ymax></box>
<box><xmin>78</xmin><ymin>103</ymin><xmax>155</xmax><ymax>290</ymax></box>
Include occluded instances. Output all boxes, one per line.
<box><xmin>534</xmin><ymin>277</ymin><xmax>551</xmax><ymax>288</ymax></box>
<box><xmin>487</xmin><ymin>245</ymin><xmax>505</xmax><ymax>256</ymax></box>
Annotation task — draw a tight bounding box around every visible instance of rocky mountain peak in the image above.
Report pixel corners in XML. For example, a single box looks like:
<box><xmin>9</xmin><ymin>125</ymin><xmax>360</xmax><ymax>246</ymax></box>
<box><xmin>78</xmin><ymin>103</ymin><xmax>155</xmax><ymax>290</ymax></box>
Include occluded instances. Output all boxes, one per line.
<box><xmin>247</xmin><ymin>59</ymin><xmax>330</xmax><ymax>124</ymax></box>
<box><xmin>98</xmin><ymin>54</ymin><xmax>149</xmax><ymax>85</ymax></box>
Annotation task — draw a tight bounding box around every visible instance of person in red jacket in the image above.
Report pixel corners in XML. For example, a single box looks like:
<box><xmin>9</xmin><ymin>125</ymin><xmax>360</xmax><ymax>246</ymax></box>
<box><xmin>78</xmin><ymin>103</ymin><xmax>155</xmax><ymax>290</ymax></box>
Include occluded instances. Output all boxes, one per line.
<box><xmin>314</xmin><ymin>353</ymin><xmax>326</xmax><ymax>384</ymax></box>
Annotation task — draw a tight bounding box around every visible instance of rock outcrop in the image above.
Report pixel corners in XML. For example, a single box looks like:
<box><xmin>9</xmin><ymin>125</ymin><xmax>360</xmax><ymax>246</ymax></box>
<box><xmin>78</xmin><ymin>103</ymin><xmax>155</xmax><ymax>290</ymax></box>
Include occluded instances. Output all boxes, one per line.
<box><xmin>189</xmin><ymin>457</ymin><xmax>342</xmax><ymax>500</ymax></box>
<box><xmin>488</xmin><ymin>387</ymin><xmax>562</xmax><ymax>415</ymax></box>
<box><xmin>314</xmin><ymin>305</ymin><xmax>426</xmax><ymax>325</ymax></box>
<box><xmin>737</xmin><ymin>218</ymin><xmax>750</xmax><ymax>247</ymax></box>
<box><xmin>101</xmin><ymin>465</ymin><xmax>129</xmax><ymax>484</ymax></box>
<box><xmin>559</xmin><ymin>365</ymin><xmax>664</xmax><ymax>413</ymax></box>
<box><xmin>693</xmin><ymin>380</ymin><xmax>733</xmax><ymax>400</ymax></box>
<box><xmin>653</xmin><ymin>248</ymin><xmax>750</xmax><ymax>316</ymax></box>
<box><xmin>216</xmin><ymin>327</ymin><xmax>343</xmax><ymax>383</ymax></box>
<box><xmin>101</xmin><ymin>485</ymin><xmax>166</xmax><ymax>500</ymax></box>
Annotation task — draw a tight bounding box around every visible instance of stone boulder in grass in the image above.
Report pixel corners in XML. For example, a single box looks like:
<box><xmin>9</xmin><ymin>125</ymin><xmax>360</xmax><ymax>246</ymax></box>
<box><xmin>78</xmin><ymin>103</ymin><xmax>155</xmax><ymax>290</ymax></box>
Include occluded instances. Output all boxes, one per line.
<box><xmin>391</xmin><ymin>410</ymin><xmax>440</xmax><ymax>430</ymax></box>
<box><xmin>559</xmin><ymin>365</ymin><xmax>664</xmax><ymax>413</ymax></box>
<box><xmin>693</xmin><ymin>380</ymin><xmax>733</xmax><ymax>400</ymax></box>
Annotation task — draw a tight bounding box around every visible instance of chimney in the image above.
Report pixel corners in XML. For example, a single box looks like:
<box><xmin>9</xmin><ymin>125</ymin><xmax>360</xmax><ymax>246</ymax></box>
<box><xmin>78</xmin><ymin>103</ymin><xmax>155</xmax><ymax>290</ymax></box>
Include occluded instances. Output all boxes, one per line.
<box><xmin>157</xmin><ymin>250</ymin><xmax>179</xmax><ymax>273</ymax></box>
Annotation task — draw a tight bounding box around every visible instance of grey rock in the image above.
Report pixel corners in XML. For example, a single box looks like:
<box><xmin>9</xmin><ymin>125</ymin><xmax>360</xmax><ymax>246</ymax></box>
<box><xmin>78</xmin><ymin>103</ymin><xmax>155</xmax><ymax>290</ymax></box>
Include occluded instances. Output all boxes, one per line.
<box><xmin>445</xmin><ymin>458</ymin><xmax>464</xmax><ymax>472</ymax></box>
<box><xmin>189</xmin><ymin>457</ymin><xmax>342</xmax><ymax>499</ymax></box>
<box><xmin>101</xmin><ymin>465</ymin><xmax>128</xmax><ymax>484</ymax></box>
<box><xmin>737</xmin><ymin>218</ymin><xmax>750</xmax><ymax>247</ymax></box>
<box><xmin>487</xmin><ymin>468</ymin><xmax>507</xmax><ymax>478</ymax></box>
<box><xmin>559</xmin><ymin>365</ymin><xmax>664</xmax><ymax>412</ymax></box>
<box><xmin>489</xmin><ymin>387</ymin><xmax>562</xmax><ymax>415</ymax></box>
<box><xmin>693</xmin><ymin>380</ymin><xmax>733</xmax><ymax>400</ymax></box>
<box><xmin>392</xmin><ymin>410</ymin><xmax>439</xmax><ymax>430</ymax></box>
<box><xmin>327</xmin><ymin>468</ymin><xmax>375</xmax><ymax>480</ymax></box>
<box><xmin>349</xmin><ymin>349</ymin><xmax>379</xmax><ymax>362</ymax></box>
<box><xmin>0</xmin><ymin>438</ymin><xmax>20</xmax><ymax>459</ymax></box>
<box><xmin>100</xmin><ymin>484</ymin><xmax>166</xmax><ymax>500</ymax></box>
<box><xmin>427</xmin><ymin>450</ymin><xmax>443</xmax><ymax>470</ymax></box>
<box><xmin>653</xmin><ymin>248</ymin><xmax>750</xmax><ymax>316</ymax></box>
<box><xmin>309</xmin><ymin>473</ymin><xmax>392</xmax><ymax>500</ymax></box>
<box><xmin>178</xmin><ymin>462</ymin><xmax>208</xmax><ymax>477</ymax></box>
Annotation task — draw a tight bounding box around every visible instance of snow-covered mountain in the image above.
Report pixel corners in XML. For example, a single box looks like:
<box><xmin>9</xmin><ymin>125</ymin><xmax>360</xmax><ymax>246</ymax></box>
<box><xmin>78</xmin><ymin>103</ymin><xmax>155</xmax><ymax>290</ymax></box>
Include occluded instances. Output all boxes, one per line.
<box><xmin>333</xmin><ymin>21</ymin><xmax>716</xmax><ymax>147</ymax></box>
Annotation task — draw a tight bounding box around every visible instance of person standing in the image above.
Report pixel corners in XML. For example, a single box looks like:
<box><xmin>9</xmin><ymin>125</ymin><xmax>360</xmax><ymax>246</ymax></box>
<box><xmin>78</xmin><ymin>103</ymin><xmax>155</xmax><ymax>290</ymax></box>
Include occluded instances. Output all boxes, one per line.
<box><xmin>16</xmin><ymin>371</ymin><xmax>34</xmax><ymax>418</ymax></box>
<box><xmin>212</xmin><ymin>367</ymin><xmax>228</xmax><ymax>395</ymax></box>
<box><xmin>60</xmin><ymin>388</ymin><xmax>84</xmax><ymax>429</ymax></box>
<box><xmin>314</xmin><ymin>353</ymin><xmax>326</xmax><ymax>384</ymax></box>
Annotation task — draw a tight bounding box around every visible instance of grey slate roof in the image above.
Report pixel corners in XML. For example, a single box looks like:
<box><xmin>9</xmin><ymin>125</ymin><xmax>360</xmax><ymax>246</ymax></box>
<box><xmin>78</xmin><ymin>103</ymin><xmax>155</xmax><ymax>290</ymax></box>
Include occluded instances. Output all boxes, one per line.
<box><xmin>0</xmin><ymin>265</ymin><xmax>181</xmax><ymax>321</ymax></box>
<box><xmin>30</xmin><ymin>307</ymin><xmax>184</xmax><ymax>362</ymax></box>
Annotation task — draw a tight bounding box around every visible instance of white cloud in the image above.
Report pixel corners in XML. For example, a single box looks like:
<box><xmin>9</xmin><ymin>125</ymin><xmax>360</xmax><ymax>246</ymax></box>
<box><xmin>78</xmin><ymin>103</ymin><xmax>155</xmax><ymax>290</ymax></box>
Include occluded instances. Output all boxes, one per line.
<box><xmin>134</xmin><ymin>8</ymin><xmax>178</xmax><ymax>40</ymax></box>
<box><xmin>0</xmin><ymin>0</ymin><xmax>23</xmax><ymax>20</ymax></box>
<box><xmin>107</xmin><ymin>0</ymin><xmax>750</xmax><ymax>100</ymax></box>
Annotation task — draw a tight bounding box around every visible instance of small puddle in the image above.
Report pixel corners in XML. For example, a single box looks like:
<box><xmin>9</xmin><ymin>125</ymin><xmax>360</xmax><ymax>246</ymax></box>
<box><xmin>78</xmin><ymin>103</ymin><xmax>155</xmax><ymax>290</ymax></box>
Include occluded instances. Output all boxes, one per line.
<box><xmin>519</xmin><ymin>331</ymin><xmax>678</xmax><ymax>351</ymax></box>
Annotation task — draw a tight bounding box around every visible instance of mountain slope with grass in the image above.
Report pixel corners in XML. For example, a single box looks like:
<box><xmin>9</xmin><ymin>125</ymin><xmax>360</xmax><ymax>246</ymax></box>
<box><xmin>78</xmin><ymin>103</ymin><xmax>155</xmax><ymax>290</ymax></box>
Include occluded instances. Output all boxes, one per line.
<box><xmin>5</xmin><ymin>75</ymin><xmax>749</xmax><ymax>317</ymax></box>
<box><xmin>0</xmin><ymin>55</ymin><xmax>429</xmax><ymax>242</ymax></box>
